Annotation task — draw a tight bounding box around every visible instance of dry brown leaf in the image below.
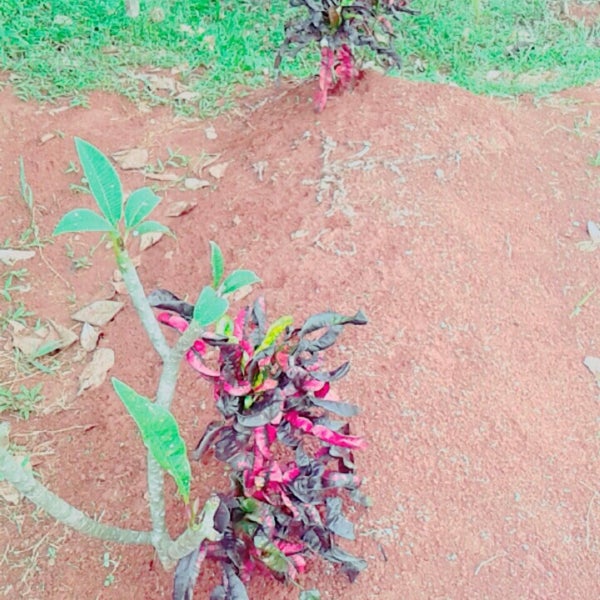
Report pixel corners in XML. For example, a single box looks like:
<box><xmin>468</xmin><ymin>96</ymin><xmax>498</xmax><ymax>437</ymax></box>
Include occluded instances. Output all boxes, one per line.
<box><xmin>208</xmin><ymin>162</ymin><xmax>230</xmax><ymax>179</ymax></box>
<box><xmin>48</xmin><ymin>320</ymin><xmax>79</xmax><ymax>350</ymax></box>
<box><xmin>190</xmin><ymin>153</ymin><xmax>221</xmax><ymax>175</ymax></box>
<box><xmin>71</xmin><ymin>300</ymin><xmax>124</xmax><ymax>327</ymax></box>
<box><xmin>166</xmin><ymin>201</ymin><xmax>197</xmax><ymax>217</ymax></box>
<box><xmin>112</xmin><ymin>148</ymin><xmax>149</xmax><ymax>170</ymax></box>
<box><xmin>77</xmin><ymin>348</ymin><xmax>114</xmax><ymax>396</ymax></box>
<box><xmin>80</xmin><ymin>322</ymin><xmax>100</xmax><ymax>352</ymax></box>
<box><xmin>144</xmin><ymin>74</ymin><xmax>177</xmax><ymax>92</ymax></box>
<box><xmin>0</xmin><ymin>480</ymin><xmax>21</xmax><ymax>505</ymax></box>
<box><xmin>184</xmin><ymin>178</ymin><xmax>210</xmax><ymax>191</ymax></box>
<box><xmin>39</xmin><ymin>132</ymin><xmax>56</xmax><ymax>144</ymax></box>
<box><xmin>139</xmin><ymin>231</ymin><xmax>164</xmax><ymax>251</ymax></box>
<box><xmin>0</xmin><ymin>249</ymin><xmax>35</xmax><ymax>264</ymax></box>
<box><xmin>144</xmin><ymin>171</ymin><xmax>180</xmax><ymax>182</ymax></box>
<box><xmin>175</xmin><ymin>91</ymin><xmax>200</xmax><ymax>102</ymax></box>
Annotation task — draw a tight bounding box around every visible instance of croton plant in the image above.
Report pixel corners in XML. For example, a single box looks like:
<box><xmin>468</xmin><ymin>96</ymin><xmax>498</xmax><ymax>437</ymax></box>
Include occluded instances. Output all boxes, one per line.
<box><xmin>148</xmin><ymin>290</ymin><xmax>369</xmax><ymax>600</ymax></box>
<box><xmin>276</xmin><ymin>0</ymin><xmax>418</xmax><ymax>111</ymax></box>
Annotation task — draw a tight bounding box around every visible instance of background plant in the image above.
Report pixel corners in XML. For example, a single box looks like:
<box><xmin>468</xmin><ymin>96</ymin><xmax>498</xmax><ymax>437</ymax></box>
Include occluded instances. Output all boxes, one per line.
<box><xmin>276</xmin><ymin>0</ymin><xmax>418</xmax><ymax>110</ymax></box>
<box><xmin>1</xmin><ymin>1</ymin><xmax>598</xmax><ymax>114</ymax></box>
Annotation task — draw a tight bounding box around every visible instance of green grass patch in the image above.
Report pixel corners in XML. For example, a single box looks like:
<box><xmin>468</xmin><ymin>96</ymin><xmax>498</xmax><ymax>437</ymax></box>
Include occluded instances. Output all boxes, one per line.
<box><xmin>0</xmin><ymin>0</ymin><xmax>598</xmax><ymax>113</ymax></box>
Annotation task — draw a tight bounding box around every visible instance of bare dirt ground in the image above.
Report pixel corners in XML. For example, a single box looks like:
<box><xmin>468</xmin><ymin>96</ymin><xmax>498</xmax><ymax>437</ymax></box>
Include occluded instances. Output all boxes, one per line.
<box><xmin>1</xmin><ymin>72</ymin><xmax>600</xmax><ymax>599</ymax></box>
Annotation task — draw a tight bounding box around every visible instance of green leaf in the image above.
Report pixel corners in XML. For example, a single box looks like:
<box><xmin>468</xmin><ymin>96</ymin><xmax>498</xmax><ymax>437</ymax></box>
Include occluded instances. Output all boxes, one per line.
<box><xmin>254</xmin><ymin>534</ymin><xmax>289</xmax><ymax>574</ymax></box>
<box><xmin>75</xmin><ymin>137</ymin><xmax>123</xmax><ymax>225</ymax></box>
<box><xmin>220</xmin><ymin>269</ymin><xmax>261</xmax><ymax>295</ymax></box>
<box><xmin>125</xmin><ymin>187</ymin><xmax>161</xmax><ymax>229</ymax></box>
<box><xmin>255</xmin><ymin>315</ymin><xmax>293</xmax><ymax>354</ymax></box>
<box><xmin>111</xmin><ymin>378</ymin><xmax>191</xmax><ymax>503</ymax></box>
<box><xmin>209</xmin><ymin>241</ymin><xmax>224</xmax><ymax>289</ymax></box>
<box><xmin>30</xmin><ymin>339</ymin><xmax>64</xmax><ymax>359</ymax></box>
<box><xmin>215</xmin><ymin>314</ymin><xmax>234</xmax><ymax>337</ymax></box>
<box><xmin>53</xmin><ymin>209</ymin><xmax>116</xmax><ymax>235</ymax></box>
<box><xmin>300</xmin><ymin>591</ymin><xmax>321</xmax><ymax>600</ymax></box>
<box><xmin>132</xmin><ymin>220</ymin><xmax>172</xmax><ymax>236</ymax></box>
<box><xmin>193</xmin><ymin>286</ymin><xmax>228</xmax><ymax>327</ymax></box>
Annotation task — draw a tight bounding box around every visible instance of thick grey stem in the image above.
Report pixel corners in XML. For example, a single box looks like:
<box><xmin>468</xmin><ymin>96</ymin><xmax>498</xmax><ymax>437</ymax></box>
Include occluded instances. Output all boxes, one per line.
<box><xmin>117</xmin><ymin>246</ymin><xmax>170</xmax><ymax>360</ymax></box>
<box><xmin>155</xmin><ymin>320</ymin><xmax>203</xmax><ymax>410</ymax></box>
<box><xmin>0</xmin><ymin>436</ymin><xmax>151</xmax><ymax>545</ymax></box>
<box><xmin>155</xmin><ymin>495</ymin><xmax>222</xmax><ymax>568</ymax></box>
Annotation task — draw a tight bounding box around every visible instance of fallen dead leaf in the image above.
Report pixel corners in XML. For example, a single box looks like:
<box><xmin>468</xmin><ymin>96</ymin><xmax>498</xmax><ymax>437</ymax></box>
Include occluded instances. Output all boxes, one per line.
<box><xmin>77</xmin><ymin>348</ymin><xmax>115</xmax><ymax>396</ymax></box>
<box><xmin>8</xmin><ymin>320</ymin><xmax>76</xmax><ymax>357</ymax></box>
<box><xmin>0</xmin><ymin>480</ymin><xmax>20</xmax><ymax>505</ymax></box>
<box><xmin>0</xmin><ymin>249</ymin><xmax>35</xmax><ymax>264</ymax></box>
<box><xmin>71</xmin><ymin>300</ymin><xmax>124</xmax><ymax>327</ymax></box>
<box><xmin>588</xmin><ymin>221</ymin><xmax>600</xmax><ymax>243</ymax></box>
<box><xmin>80</xmin><ymin>322</ymin><xmax>100</xmax><ymax>352</ymax></box>
<box><xmin>190</xmin><ymin>153</ymin><xmax>221</xmax><ymax>175</ymax></box>
<box><xmin>166</xmin><ymin>201</ymin><xmax>197</xmax><ymax>217</ymax></box>
<box><xmin>144</xmin><ymin>171</ymin><xmax>180</xmax><ymax>182</ymax></box>
<box><xmin>208</xmin><ymin>162</ymin><xmax>230</xmax><ymax>179</ymax></box>
<box><xmin>139</xmin><ymin>231</ymin><xmax>164</xmax><ymax>251</ymax></box>
<box><xmin>144</xmin><ymin>74</ymin><xmax>177</xmax><ymax>93</ymax></box>
<box><xmin>175</xmin><ymin>91</ymin><xmax>200</xmax><ymax>102</ymax></box>
<box><xmin>48</xmin><ymin>320</ymin><xmax>79</xmax><ymax>351</ymax></box>
<box><xmin>184</xmin><ymin>177</ymin><xmax>210</xmax><ymax>191</ymax></box>
<box><xmin>39</xmin><ymin>132</ymin><xmax>56</xmax><ymax>144</ymax></box>
<box><xmin>112</xmin><ymin>148</ymin><xmax>149</xmax><ymax>170</ymax></box>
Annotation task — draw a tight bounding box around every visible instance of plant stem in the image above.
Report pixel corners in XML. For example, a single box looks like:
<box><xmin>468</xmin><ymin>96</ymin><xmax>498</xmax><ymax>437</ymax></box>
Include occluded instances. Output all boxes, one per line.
<box><xmin>0</xmin><ymin>422</ymin><xmax>221</xmax><ymax>568</ymax></box>
<box><xmin>114</xmin><ymin>241</ymin><xmax>170</xmax><ymax>361</ymax></box>
<box><xmin>0</xmin><ymin>438</ymin><xmax>151</xmax><ymax>545</ymax></box>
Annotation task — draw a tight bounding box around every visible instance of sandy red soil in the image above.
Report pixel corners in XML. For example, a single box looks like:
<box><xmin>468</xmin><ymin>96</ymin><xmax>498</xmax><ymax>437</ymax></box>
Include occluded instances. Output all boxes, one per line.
<box><xmin>1</xmin><ymin>72</ymin><xmax>600</xmax><ymax>598</ymax></box>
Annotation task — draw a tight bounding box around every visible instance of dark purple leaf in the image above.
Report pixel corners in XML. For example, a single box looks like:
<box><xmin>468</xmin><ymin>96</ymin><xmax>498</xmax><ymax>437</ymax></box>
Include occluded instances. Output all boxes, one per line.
<box><xmin>215</xmin><ymin>428</ymin><xmax>250</xmax><ymax>462</ymax></box>
<box><xmin>298</xmin><ymin>310</ymin><xmax>367</xmax><ymax>337</ymax></box>
<box><xmin>322</xmin><ymin>546</ymin><xmax>367</xmax><ymax>582</ymax></box>
<box><xmin>311</xmin><ymin>397</ymin><xmax>359</xmax><ymax>417</ymax></box>
<box><xmin>192</xmin><ymin>421</ymin><xmax>225</xmax><ymax>460</ymax></box>
<box><xmin>172</xmin><ymin>545</ymin><xmax>206</xmax><ymax>600</ymax></box>
<box><xmin>148</xmin><ymin>289</ymin><xmax>194</xmax><ymax>321</ymax></box>
<box><xmin>309</xmin><ymin>361</ymin><xmax>351</xmax><ymax>383</ymax></box>
<box><xmin>325</xmin><ymin>497</ymin><xmax>354</xmax><ymax>540</ymax></box>
<box><xmin>236</xmin><ymin>397</ymin><xmax>282</xmax><ymax>428</ymax></box>
<box><xmin>223</xmin><ymin>564</ymin><xmax>249</xmax><ymax>600</ymax></box>
<box><xmin>214</xmin><ymin>498</ymin><xmax>231</xmax><ymax>534</ymax></box>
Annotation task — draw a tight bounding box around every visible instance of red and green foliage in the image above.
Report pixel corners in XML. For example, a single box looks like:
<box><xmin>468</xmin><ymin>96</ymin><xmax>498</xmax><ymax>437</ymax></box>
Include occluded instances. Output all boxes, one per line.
<box><xmin>149</xmin><ymin>291</ymin><xmax>368</xmax><ymax>600</ymax></box>
<box><xmin>276</xmin><ymin>0</ymin><xmax>418</xmax><ymax>111</ymax></box>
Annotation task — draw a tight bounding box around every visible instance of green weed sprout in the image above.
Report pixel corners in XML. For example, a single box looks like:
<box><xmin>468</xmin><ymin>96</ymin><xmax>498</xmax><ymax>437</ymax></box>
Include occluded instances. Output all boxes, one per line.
<box><xmin>0</xmin><ymin>138</ymin><xmax>260</xmax><ymax>570</ymax></box>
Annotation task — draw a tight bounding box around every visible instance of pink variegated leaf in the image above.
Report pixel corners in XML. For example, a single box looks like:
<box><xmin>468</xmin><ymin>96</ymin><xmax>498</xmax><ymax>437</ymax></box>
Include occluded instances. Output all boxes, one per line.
<box><xmin>254</xmin><ymin>378</ymin><xmax>277</xmax><ymax>393</ymax></box>
<box><xmin>233</xmin><ymin>307</ymin><xmax>247</xmax><ymax>339</ymax></box>
<box><xmin>157</xmin><ymin>311</ymin><xmax>189</xmax><ymax>333</ymax></box>
<box><xmin>254</xmin><ymin>426</ymin><xmax>273</xmax><ymax>458</ymax></box>
<box><xmin>185</xmin><ymin>348</ymin><xmax>220</xmax><ymax>378</ymax></box>
<box><xmin>275</xmin><ymin>541</ymin><xmax>305</xmax><ymax>555</ymax></box>
<box><xmin>323</xmin><ymin>471</ymin><xmax>361</xmax><ymax>490</ymax></box>
<box><xmin>285</xmin><ymin>411</ymin><xmax>366</xmax><ymax>450</ymax></box>
<box><xmin>265</xmin><ymin>424</ymin><xmax>277</xmax><ymax>445</ymax></box>
<box><xmin>281</xmin><ymin>465</ymin><xmax>301</xmax><ymax>484</ymax></box>
<box><xmin>223</xmin><ymin>381</ymin><xmax>252</xmax><ymax>396</ymax></box>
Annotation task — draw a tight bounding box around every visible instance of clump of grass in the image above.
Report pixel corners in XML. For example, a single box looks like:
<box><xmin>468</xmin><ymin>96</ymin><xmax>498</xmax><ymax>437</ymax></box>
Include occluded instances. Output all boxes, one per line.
<box><xmin>0</xmin><ymin>383</ymin><xmax>44</xmax><ymax>420</ymax></box>
<box><xmin>0</xmin><ymin>0</ymin><xmax>598</xmax><ymax>114</ymax></box>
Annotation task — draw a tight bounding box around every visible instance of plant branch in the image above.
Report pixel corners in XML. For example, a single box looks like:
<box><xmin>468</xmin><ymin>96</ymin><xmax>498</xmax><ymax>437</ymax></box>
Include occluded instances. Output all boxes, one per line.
<box><xmin>114</xmin><ymin>242</ymin><xmax>170</xmax><ymax>361</ymax></box>
<box><xmin>0</xmin><ymin>428</ymin><xmax>151</xmax><ymax>546</ymax></box>
<box><xmin>155</xmin><ymin>495</ymin><xmax>222</xmax><ymax>568</ymax></box>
